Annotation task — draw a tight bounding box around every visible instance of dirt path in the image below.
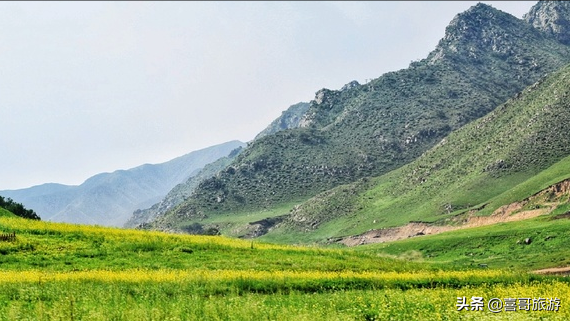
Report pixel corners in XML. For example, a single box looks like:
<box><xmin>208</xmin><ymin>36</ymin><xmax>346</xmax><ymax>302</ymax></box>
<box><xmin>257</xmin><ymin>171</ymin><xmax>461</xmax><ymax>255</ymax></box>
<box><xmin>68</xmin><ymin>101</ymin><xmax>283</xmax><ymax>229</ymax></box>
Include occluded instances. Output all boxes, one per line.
<box><xmin>533</xmin><ymin>266</ymin><xmax>570</xmax><ymax>275</ymax></box>
<box><xmin>339</xmin><ymin>205</ymin><xmax>553</xmax><ymax>247</ymax></box>
<box><xmin>339</xmin><ymin>178</ymin><xmax>570</xmax><ymax>247</ymax></box>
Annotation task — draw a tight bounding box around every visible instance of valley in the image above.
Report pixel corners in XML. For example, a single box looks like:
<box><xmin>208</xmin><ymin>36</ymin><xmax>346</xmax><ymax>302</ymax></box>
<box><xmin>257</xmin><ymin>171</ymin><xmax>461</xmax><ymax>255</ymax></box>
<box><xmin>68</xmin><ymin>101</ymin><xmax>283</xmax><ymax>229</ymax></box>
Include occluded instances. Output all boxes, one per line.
<box><xmin>3</xmin><ymin>1</ymin><xmax>570</xmax><ymax>320</ymax></box>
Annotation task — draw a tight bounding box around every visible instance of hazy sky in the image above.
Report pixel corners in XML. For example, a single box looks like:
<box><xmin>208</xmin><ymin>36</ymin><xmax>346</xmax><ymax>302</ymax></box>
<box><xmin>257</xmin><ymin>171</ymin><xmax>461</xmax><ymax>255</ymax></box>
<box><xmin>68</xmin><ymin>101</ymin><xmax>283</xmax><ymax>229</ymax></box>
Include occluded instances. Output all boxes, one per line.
<box><xmin>0</xmin><ymin>1</ymin><xmax>535</xmax><ymax>190</ymax></box>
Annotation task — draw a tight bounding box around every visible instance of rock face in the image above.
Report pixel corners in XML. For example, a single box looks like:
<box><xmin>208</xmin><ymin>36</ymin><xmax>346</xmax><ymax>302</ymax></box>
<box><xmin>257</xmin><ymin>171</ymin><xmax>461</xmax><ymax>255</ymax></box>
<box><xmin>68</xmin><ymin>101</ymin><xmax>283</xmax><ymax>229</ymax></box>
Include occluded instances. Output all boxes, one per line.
<box><xmin>340</xmin><ymin>80</ymin><xmax>360</xmax><ymax>91</ymax></box>
<box><xmin>525</xmin><ymin>0</ymin><xmax>570</xmax><ymax>45</ymax></box>
<box><xmin>429</xmin><ymin>3</ymin><xmax>549</xmax><ymax>63</ymax></box>
<box><xmin>254</xmin><ymin>102</ymin><xmax>310</xmax><ymax>140</ymax></box>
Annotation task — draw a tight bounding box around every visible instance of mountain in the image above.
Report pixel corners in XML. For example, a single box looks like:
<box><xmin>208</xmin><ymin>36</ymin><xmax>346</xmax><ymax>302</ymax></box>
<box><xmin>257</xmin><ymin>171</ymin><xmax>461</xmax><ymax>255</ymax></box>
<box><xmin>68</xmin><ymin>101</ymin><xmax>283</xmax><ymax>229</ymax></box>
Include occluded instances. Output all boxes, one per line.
<box><xmin>125</xmin><ymin>101</ymin><xmax>311</xmax><ymax>229</ymax></box>
<box><xmin>254</xmin><ymin>102</ymin><xmax>310</xmax><ymax>140</ymax></box>
<box><xmin>269</xmin><ymin>62</ymin><xmax>570</xmax><ymax>242</ymax></box>
<box><xmin>0</xmin><ymin>140</ymin><xmax>245</xmax><ymax>226</ymax></box>
<box><xmin>124</xmin><ymin>146</ymin><xmax>244</xmax><ymax>228</ymax></box>
<box><xmin>150</xmin><ymin>2</ymin><xmax>570</xmax><ymax>233</ymax></box>
<box><xmin>0</xmin><ymin>184</ymin><xmax>80</xmax><ymax>222</ymax></box>
<box><xmin>524</xmin><ymin>0</ymin><xmax>570</xmax><ymax>45</ymax></box>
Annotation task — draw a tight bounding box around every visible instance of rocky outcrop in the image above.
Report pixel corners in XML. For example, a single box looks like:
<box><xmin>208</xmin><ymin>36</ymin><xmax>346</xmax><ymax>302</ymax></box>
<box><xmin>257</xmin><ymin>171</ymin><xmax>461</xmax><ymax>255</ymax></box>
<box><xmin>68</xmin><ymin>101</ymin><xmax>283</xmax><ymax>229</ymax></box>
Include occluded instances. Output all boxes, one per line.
<box><xmin>429</xmin><ymin>3</ymin><xmax>548</xmax><ymax>64</ymax></box>
<box><xmin>525</xmin><ymin>0</ymin><xmax>570</xmax><ymax>45</ymax></box>
<box><xmin>255</xmin><ymin>102</ymin><xmax>310</xmax><ymax>140</ymax></box>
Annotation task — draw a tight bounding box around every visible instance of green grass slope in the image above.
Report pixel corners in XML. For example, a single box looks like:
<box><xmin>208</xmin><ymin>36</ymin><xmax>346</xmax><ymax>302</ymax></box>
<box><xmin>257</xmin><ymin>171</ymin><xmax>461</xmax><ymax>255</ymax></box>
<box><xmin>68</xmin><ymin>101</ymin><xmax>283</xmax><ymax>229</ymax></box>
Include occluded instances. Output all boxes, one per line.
<box><xmin>360</xmin><ymin>212</ymin><xmax>570</xmax><ymax>271</ymax></box>
<box><xmin>0</xmin><ymin>216</ymin><xmax>425</xmax><ymax>273</ymax></box>
<box><xmin>270</xmin><ymin>62</ymin><xmax>570</xmax><ymax>242</ymax></box>
<box><xmin>0</xmin><ymin>208</ymin><xmax>15</xmax><ymax>218</ymax></box>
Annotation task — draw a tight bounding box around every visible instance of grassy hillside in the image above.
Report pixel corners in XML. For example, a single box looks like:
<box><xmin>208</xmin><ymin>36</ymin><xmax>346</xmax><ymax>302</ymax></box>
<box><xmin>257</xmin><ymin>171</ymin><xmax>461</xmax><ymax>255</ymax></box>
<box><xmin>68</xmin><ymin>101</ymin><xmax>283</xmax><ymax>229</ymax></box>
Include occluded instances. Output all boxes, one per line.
<box><xmin>269</xmin><ymin>62</ymin><xmax>570</xmax><ymax>242</ymax></box>
<box><xmin>1</xmin><ymin>215</ymin><xmax>570</xmax><ymax>320</ymax></box>
<box><xmin>155</xmin><ymin>3</ymin><xmax>570</xmax><ymax>233</ymax></box>
<box><xmin>0</xmin><ymin>216</ymin><xmax>413</xmax><ymax>273</ymax></box>
<box><xmin>0</xmin><ymin>208</ymin><xmax>15</xmax><ymax>218</ymax></box>
<box><xmin>360</xmin><ymin>212</ymin><xmax>570</xmax><ymax>271</ymax></box>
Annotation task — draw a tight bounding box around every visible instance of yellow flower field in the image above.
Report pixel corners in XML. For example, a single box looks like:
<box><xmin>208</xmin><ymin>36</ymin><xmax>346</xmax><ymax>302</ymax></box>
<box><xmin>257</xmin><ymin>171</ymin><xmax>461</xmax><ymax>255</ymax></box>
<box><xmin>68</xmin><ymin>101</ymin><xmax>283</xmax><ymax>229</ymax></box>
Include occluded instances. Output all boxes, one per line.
<box><xmin>1</xmin><ymin>215</ymin><xmax>569</xmax><ymax>320</ymax></box>
<box><xmin>0</xmin><ymin>268</ymin><xmax>512</xmax><ymax>284</ymax></box>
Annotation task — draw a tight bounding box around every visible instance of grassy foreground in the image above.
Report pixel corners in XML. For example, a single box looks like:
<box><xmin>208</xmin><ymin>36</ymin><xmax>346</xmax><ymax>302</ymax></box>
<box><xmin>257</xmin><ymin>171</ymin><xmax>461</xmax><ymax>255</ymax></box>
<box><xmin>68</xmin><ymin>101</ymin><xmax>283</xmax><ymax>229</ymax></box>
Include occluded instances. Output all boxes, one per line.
<box><xmin>1</xmin><ymin>216</ymin><xmax>569</xmax><ymax>320</ymax></box>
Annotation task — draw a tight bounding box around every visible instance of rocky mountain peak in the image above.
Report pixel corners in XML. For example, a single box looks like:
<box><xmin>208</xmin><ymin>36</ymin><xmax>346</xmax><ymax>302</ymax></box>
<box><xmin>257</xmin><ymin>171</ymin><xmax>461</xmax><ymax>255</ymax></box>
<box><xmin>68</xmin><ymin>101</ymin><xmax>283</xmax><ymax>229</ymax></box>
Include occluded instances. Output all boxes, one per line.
<box><xmin>428</xmin><ymin>3</ymin><xmax>527</xmax><ymax>63</ymax></box>
<box><xmin>340</xmin><ymin>80</ymin><xmax>360</xmax><ymax>91</ymax></box>
<box><xmin>442</xmin><ymin>3</ymin><xmax>510</xmax><ymax>41</ymax></box>
<box><xmin>312</xmin><ymin>88</ymin><xmax>335</xmax><ymax>105</ymax></box>
<box><xmin>524</xmin><ymin>0</ymin><xmax>570</xmax><ymax>45</ymax></box>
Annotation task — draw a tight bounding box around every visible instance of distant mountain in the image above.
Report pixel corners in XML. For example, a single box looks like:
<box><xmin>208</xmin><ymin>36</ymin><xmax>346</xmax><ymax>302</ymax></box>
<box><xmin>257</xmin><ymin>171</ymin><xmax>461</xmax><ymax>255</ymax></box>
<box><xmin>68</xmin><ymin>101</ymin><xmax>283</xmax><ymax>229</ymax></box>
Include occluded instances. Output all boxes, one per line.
<box><xmin>254</xmin><ymin>102</ymin><xmax>310</xmax><ymax>140</ymax></box>
<box><xmin>151</xmin><ymin>2</ymin><xmax>570</xmax><ymax>233</ymax></box>
<box><xmin>124</xmin><ymin>146</ymin><xmax>244</xmax><ymax>228</ymax></box>
<box><xmin>0</xmin><ymin>141</ymin><xmax>245</xmax><ymax>226</ymax></box>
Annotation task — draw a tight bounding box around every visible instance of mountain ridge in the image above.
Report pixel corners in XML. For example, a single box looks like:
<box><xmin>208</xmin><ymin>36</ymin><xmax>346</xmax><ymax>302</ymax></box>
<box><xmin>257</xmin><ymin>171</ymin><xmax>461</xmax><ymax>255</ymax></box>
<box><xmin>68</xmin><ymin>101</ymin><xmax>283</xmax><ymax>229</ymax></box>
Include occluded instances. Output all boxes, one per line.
<box><xmin>124</xmin><ymin>146</ymin><xmax>245</xmax><ymax>228</ymax></box>
<box><xmin>265</xmin><ymin>62</ymin><xmax>570</xmax><ymax>242</ymax></box>
<box><xmin>254</xmin><ymin>102</ymin><xmax>310</xmax><ymax>140</ymax></box>
<box><xmin>1</xmin><ymin>140</ymin><xmax>245</xmax><ymax>226</ymax></box>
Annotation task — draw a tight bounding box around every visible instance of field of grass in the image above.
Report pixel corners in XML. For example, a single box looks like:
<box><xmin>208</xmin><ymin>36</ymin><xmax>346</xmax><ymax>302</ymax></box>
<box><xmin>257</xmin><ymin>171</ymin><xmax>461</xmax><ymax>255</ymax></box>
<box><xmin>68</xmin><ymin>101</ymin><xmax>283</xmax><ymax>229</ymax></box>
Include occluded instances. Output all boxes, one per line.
<box><xmin>0</xmin><ymin>208</ymin><xmax>15</xmax><ymax>218</ymax></box>
<box><xmin>4</xmin><ymin>279</ymin><xmax>570</xmax><ymax>320</ymax></box>
<box><xmin>1</xmin><ymin>215</ymin><xmax>570</xmax><ymax>320</ymax></box>
<box><xmin>170</xmin><ymin>201</ymin><xmax>305</xmax><ymax>238</ymax></box>
<box><xmin>360</xmin><ymin>212</ymin><xmax>570</xmax><ymax>271</ymax></box>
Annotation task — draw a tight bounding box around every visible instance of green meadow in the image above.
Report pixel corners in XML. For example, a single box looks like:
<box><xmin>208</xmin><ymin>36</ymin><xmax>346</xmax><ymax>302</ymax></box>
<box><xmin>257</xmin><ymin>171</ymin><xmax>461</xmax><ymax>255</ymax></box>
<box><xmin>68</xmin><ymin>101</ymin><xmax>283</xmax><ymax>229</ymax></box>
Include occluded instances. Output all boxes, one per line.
<box><xmin>1</xmin><ymin>215</ymin><xmax>570</xmax><ymax>320</ymax></box>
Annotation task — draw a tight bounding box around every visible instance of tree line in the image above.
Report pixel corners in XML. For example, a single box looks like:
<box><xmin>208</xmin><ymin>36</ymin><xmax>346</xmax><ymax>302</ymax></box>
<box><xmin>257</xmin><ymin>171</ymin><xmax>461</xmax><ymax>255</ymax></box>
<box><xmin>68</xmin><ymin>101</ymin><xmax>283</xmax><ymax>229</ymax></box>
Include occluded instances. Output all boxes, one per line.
<box><xmin>0</xmin><ymin>196</ymin><xmax>40</xmax><ymax>220</ymax></box>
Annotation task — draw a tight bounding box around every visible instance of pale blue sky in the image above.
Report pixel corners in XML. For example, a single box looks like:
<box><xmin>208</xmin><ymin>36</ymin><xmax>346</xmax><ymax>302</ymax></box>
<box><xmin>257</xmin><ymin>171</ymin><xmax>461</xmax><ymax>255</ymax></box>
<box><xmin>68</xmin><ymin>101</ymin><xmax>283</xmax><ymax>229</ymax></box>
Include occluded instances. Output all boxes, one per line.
<box><xmin>0</xmin><ymin>1</ymin><xmax>535</xmax><ymax>190</ymax></box>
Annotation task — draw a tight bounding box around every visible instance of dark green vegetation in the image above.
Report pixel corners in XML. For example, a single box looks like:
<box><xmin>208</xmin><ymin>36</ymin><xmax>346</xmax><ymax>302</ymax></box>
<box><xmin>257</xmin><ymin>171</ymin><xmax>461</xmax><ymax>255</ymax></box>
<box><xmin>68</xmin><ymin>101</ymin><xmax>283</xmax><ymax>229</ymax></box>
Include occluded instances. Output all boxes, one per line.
<box><xmin>0</xmin><ymin>196</ymin><xmax>39</xmax><ymax>220</ymax></box>
<box><xmin>152</xmin><ymin>2</ymin><xmax>570</xmax><ymax>240</ymax></box>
